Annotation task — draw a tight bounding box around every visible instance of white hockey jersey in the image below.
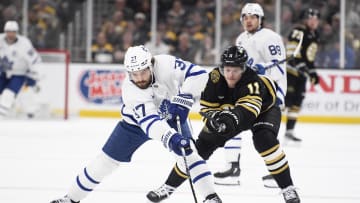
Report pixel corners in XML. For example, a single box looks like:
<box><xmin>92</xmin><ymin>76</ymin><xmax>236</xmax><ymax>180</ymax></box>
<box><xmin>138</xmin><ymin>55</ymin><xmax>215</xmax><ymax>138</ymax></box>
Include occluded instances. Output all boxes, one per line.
<box><xmin>0</xmin><ymin>33</ymin><xmax>41</xmax><ymax>77</ymax></box>
<box><xmin>236</xmin><ymin>28</ymin><xmax>287</xmax><ymax>106</ymax></box>
<box><xmin>121</xmin><ymin>54</ymin><xmax>208</xmax><ymax>142</ymax></box>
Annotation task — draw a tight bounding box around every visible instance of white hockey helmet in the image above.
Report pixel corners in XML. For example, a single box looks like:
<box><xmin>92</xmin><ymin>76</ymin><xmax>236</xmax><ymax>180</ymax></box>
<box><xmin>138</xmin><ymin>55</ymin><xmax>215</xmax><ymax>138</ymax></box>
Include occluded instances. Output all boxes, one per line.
<box><xmin>4</xmin><ymin>21</ymin><xmax>19</xmax><ymax>32</ymax></box>
<box><xmin>240</xmin><ymin>3</ymin><xmax>264</xmax><ymax>21</ymax></box>
<box><xmin>124</xmin><ymin>45</ymin><xmax>152</xmax><ymax>72</ymax></box>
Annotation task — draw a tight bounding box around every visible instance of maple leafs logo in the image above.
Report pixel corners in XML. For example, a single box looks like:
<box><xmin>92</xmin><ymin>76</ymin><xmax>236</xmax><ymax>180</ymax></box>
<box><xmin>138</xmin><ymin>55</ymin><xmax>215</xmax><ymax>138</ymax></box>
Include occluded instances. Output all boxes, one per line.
<box><xmin>0</xmin><ymin>56</ymin><xmax>14</xmax><ymax>72</ymax></box>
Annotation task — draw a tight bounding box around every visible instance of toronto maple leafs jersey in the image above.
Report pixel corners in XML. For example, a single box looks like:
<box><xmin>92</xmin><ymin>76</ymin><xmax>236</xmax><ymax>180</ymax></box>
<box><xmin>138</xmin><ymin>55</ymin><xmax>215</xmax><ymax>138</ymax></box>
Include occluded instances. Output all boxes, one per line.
<box><xmin>0</xmin><ymin>33</ymin><xmax>41</xmax><ymax>77</ymax></box>
<box><xmin>236</xmin><ymin>28</ymin><xmax>286</xmax><ymax>106</ymax></box>
<box><xmin>121</xmin><ymin>54</ymin><xmax>208</xmax><ymax>142</ymax></box>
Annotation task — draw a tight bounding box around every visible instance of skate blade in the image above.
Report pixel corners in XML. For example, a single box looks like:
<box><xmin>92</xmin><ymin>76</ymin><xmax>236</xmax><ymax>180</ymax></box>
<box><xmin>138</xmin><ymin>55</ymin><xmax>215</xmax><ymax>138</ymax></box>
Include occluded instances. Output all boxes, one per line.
<box><xmin>263</xmin><ymin>179</ymin><xmax>279</xmax><ymax>188</ymax></box>
<box><xmin>214</xmin><ymin>177</ymin><xmax>240</xmax><ymax>186</ymax></box>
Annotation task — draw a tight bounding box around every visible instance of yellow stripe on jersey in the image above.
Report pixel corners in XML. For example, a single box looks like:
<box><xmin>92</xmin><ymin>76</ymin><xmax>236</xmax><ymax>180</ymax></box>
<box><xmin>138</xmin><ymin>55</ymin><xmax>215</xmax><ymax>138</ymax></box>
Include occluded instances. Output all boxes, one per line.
<box><xmin>238</xmin><ymin>103</ymin><xmax>259</xmax><ymax>117</ymax></box>
<box><xmin>259</xmin><ymin>76</ymin><xmax>276</xmax><ymax>110</ymax></box>
<box><xmin>236</xmin><ymin>97</ymin><xmax>262</xmax><ymax>109</ymax></box>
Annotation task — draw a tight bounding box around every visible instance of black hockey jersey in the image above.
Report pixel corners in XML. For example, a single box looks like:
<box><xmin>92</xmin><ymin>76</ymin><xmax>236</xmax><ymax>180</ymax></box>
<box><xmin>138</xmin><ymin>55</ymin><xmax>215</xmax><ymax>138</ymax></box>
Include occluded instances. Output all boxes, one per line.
<box><xmin>200</xmin><ymin>67</ymin><xmax>277</xmax><ymax>132</ymax></box>
<box><xmin>286</xmin><ymin>24</ymin><xmax>320</xmax><ymax>73</ymax></box>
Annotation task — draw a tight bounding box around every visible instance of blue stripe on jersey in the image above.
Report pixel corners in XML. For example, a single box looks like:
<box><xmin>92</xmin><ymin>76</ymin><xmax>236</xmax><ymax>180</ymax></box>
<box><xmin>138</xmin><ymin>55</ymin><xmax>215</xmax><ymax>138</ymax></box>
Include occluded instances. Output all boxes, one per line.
<box><xmin>277</xmin><ymin>86</ymin><xmax>285</xmax><ymax>97</ymax></box>
<box><xmin>185</xmin><ymin>64</ymin><xmax>207</xmax><ymax>79</ymax></box>
<box><xmin>145</xmin><ymin>117</ymin><xmax>161</xmax><ymax>136</ymax></box>
<box><xmin>76</xmin><ymin>176</ymin><xmax>92</xmax><ymax>192</ymax></box>
<box><xmin>84</xmin><ymin>167</ymin><xmax>99</xmax><ymax>184</ymax></box>
<box><xmin>272</xmin><ymin>59</ymin><xmax>285</xmax><ymax>75</ymax></box>
<box><xmin>121</xmin><ymin>105</ymin><xmax>138</xmax><ymax>124</ymax></box>
<box><xmin>192</xmin><ymin>172</ymin><xmax>211</xmax><ymax>184</ymax></box>
<box><xmin>139</xmin><ymin>114</ymin><xmax>159</xmax><ymax>125</ymax></box>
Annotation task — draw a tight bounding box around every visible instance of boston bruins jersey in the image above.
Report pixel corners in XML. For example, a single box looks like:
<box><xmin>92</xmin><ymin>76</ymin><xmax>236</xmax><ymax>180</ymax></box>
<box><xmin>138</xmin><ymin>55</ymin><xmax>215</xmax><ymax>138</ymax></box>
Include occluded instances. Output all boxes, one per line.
<box><xmin>200</xmin><ymin>67</ymin><xmax>277</xmax><ymax>132</ymax></box>
<box><xmin>286</xmin><ymin>25</ymin><xmax>319</xmax><ymax>74</ymax></box>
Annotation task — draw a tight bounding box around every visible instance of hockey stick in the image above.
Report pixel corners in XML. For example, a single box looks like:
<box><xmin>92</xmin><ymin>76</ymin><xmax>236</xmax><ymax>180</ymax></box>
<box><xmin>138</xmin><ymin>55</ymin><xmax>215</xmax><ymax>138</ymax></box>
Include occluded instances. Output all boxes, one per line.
<box><xmin>264</xmin><ymin>31</ymin><xmax>304</xmax><ymax>70</ymax></box>
<box><xmin>176</xmin><ymin>116</ymin><xmax>198</xmax><ymax>203</ymax></box>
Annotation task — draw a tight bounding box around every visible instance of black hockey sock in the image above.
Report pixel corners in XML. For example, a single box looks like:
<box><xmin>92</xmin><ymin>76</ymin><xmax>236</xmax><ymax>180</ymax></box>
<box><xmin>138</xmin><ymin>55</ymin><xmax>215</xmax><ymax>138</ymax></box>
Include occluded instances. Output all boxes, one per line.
<box><xmin>165</xmin><ymin>165</ymin><xmax>187</xmax><ymax>188</ymax></box>
<box><xmin>271</xmin><ymin>168</ymin><xmax>294</xmax><ymax>189</ymax></box>
<box><xmin>286</xmin><ymin>118</ymin><xmax>296</xmax><ymax>131</ymax></box>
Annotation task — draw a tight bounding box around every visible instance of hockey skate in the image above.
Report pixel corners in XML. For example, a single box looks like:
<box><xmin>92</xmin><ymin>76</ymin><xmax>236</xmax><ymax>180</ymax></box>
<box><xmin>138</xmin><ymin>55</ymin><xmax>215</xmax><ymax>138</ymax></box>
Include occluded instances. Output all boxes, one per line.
<box><xmin>262</xmin><ymin>174</ymin><xmax>279</xmax><ymax>188</ymax></box>
<box><xmin>281</xmin><ymin>186</ymin><xmax>300</xmax><ymax>203</ymax></box>
<box><xmin>146</xmin><ymin>184</ymin><xmax>175</xmax><ymax>202</ymax></box>
<box><xmin>203</xmin><ymin>193</ymin><xmax>222</xmax><ymax>203</ymax></box>
<box><xmin>214</xmin><ymin>162</ymin><xmax>240</xmax><ymax>185</ymax></box>
<box><xmin>284</xmin><ymin>130</ymin><xmax>302</xmax><ymax>142</ymax></box>
<box><xmin>49</xmin><ymin>196</ymin><xmax>79</xmax><ymax>203</ymax></box>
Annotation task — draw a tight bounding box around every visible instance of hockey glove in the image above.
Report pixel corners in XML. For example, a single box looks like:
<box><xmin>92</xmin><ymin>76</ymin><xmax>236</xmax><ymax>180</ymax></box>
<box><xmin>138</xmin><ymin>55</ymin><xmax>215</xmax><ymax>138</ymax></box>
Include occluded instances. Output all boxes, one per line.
<box><xmin>308</xmin><ymin>70</ymin><xmax>319</xmax><ymax>85</ymax></box>
<box><xmin>162</xmin><ymin>129</ymin><xmax>192</xmax><ymax>156</ymax></box>
<box><xmin>204</xmin><ymin>111</ymin><xmax>223</xmax><ymax>132</ymax></box>
<box><xmin>216</xmin><ymin>110</ymin><xmax>240</xmax><ymax>137</ymax></box>
<box><xmin>253</xmin><ymin>63</ymin><xmax>266</xmax><ymax>75</ymax></box>
<box><xmin>169</xmin><ymin>94</ymin><xmax>194</xmax><ymax>123</ymax></box>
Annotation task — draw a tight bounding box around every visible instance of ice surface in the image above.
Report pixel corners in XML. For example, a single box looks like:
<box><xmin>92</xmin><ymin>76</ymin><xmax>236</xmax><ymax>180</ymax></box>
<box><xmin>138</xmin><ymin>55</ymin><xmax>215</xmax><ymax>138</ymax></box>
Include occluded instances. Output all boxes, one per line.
<box><xmin>1</xmin><ymin>118</ymin><xmax>359</xmax><ymax>203</ymax></box>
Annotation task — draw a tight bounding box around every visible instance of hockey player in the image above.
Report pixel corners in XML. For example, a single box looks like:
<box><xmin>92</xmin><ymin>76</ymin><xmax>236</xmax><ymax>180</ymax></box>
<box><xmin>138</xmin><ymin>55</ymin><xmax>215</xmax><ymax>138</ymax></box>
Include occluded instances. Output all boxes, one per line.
<box><xmin>147</xmin><ymin>46</ymin><xmax>300</xmax><ymax>203</ymax></box>
<box><xmin>49</xmin><ymin>45</ymin><xmax>222</xmax><ymax>203</ymax></box>
<box><xmin>262</xmin><ymin>7</ymin><xmax>321</xmax><ymax>189</ymax></box>
<box><xmin>0</xmin><ymin>20</ymin><xmax>41</xmax><ymax>118</ymax></box>
<box><xmin>284</xmin><ymin>8</ymin><xmax>320</xmax><ymax>141</ymax></box>
<box><xmin>213</xmin><ymin>3</ymin><xmax>287</xmax><ymax>185</ymax></box>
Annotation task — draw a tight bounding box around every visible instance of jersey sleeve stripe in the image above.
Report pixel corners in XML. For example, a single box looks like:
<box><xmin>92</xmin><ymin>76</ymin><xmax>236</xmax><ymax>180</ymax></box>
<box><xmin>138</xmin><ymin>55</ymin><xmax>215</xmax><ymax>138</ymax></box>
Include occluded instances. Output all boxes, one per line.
<box><xmin>139</xmin><ymin>114</ymin><xmax>160</xmax><ymax>125</ymax></box>
<box><xmin>121</xmin><ymin>105</ymin><xmax>137</xmax><ymax>124</ymax></box>
<box><xmin>237</xmin><ymin>103</ymin><xmax>259</xmax><ymax>117</ymax></box>
<box><xmin>185</xmin><ymin>63</ymin><xmax>207</xmax><ymax>79</ymax></box>
<box><xmin>239</xmin><ymin>103</ymin><xmax>261</xmax><ymax>115</ymax></box>
<box><xmin>236</xmin><ymin>97</ymin><xmax>262</xmax><ymax>108</ymax></box>
<box><xmin>259</xmin><ymin>76</ymin><xmax>276</xmax><ymax>108</ymax></box>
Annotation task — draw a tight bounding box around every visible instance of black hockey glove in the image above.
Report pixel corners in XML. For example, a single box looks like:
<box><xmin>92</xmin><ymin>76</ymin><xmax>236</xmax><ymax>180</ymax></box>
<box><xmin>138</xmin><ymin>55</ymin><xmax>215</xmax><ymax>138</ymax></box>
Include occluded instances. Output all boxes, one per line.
<box><xmin>204</xmin><ymin>111</ymin><xmax>222</xmax><ymax>132</ymax></box>
<box><xmin>216</xmin><ymin>110</ymin><xmax>239</xmax><ymax>135</ymax></box>
<box><xmin>308</xmin><ymin>69</ymin><xmax>319</xmax><ymax>85</ymax></box>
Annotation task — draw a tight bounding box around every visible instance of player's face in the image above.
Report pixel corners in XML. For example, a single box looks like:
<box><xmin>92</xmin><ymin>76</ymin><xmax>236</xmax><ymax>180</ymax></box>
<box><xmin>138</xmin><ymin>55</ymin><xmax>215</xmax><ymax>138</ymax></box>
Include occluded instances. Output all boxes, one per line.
<box><xmin>5</xmin><ymin>31</ymin><xmax>17</xmax><ymax>44</ymax></box>
<box><xmin>223</xmin><ymin>66</ymin><xmax>244</xmax><ymax>88</ymax></box>
<box><xmin>306</xmin><ymin>16</ymin><xmax>319</xmax><ymax>31</ymax></box>
<box><xmin>242</xmin><ymin>14</ymin><xmax>260</xmax><ymax>33</ymax></box>
<box><xmin>129</xmin><ymin>67</ymin><xmax>152</xmax><ymax>89</ymax></box>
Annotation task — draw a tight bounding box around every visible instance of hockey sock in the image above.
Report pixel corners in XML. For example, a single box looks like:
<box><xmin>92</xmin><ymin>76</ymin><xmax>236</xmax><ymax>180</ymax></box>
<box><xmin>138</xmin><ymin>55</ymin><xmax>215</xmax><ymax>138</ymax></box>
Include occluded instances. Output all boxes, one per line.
<box><xmin>67</xmin><ymin>152</ymin><xmax>120</xmax><ymax>201</ymax></box>
<box><xmin>286</xmin><ymin>106</ymin><xmax>300</xmax><ymax>130</ymax></box>
<box><xmin>165</xmin><ymin>164</ymin><xmax>187</xmax><ymax>188</ymax></box>
<box><xmin>175</xmin><ymin>151</ymin><xmax>215</xmax><ymax>199</ymax></box>
<box><xmin>286</xmin><ymin>119</ymin><xmax>296</xmax><ymax>131</ymax></box>
<box><xmin>260</xmin><ymin>144</ymin><xmax>293</xmax><ymax>188</ymax></box>
<box><xmin>0</xmin><ymin>89</ymin><xmax>15</xmax><ymax>117</ymax></box>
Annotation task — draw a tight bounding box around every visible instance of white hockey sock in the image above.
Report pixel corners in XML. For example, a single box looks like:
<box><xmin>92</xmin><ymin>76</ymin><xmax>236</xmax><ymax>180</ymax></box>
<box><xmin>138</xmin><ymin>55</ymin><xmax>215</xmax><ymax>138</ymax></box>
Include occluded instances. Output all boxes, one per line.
<box><xmin>224</xmin><ymin>134</ymin><xmax>242</xmax><ymax>163</ymax></box>
<box><xmin>0</xmin><ymin>89</ymin><xmax>15</xmax><ymax>117</ymax></box>
<box><xmin>176</xmin><ymin>151</ymin><xmax>215</xmax><ymax>199</ymax></box>
<box><xmin>67</xmin><ymin>152</ymin><xmax>120</xmax><ymax>201</ymax></box>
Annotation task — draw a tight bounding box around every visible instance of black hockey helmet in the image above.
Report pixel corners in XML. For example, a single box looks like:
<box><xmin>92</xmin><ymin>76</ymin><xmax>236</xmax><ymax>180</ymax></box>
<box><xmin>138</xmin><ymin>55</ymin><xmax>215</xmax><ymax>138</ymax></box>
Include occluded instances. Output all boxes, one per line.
<box><xmin>221</xmin><ymin>46</ymin><xmax>248</xmax><ymax>69</ymax></box>
<box><xmin>300</xmin><ymin>8</ymin><xmax>320</xmax><ymax>20</ymax></box>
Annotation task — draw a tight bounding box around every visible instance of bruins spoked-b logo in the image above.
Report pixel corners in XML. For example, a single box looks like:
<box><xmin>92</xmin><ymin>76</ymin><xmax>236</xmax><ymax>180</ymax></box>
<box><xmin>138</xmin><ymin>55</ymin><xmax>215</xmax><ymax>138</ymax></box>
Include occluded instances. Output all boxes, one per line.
<box><xmin>210</xmin><ymin>69</ymin><xmax>220</xmax><ymax>83</ymax></box>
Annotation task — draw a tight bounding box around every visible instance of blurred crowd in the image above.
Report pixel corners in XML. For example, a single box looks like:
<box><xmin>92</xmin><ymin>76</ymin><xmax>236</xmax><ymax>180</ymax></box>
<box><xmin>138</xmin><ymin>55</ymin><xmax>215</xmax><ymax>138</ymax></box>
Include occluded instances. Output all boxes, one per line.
<box><xmin>1</xmin><ymin>0</ymin><xmax>360</xmax><ymax>69</ymax></box>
